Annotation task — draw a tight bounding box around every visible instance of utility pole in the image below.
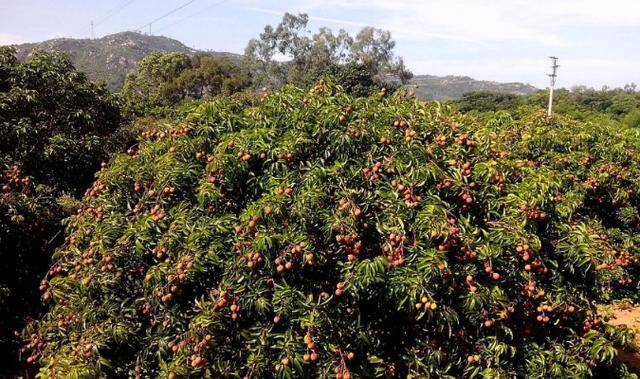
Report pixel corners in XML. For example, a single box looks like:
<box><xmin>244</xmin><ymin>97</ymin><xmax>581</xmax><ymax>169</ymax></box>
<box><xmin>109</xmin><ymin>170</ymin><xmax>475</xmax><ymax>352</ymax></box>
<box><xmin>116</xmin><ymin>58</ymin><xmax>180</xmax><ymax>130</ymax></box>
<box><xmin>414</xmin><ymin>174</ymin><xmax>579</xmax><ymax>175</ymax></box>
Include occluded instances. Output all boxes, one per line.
<box><xmin>91</xmin><ymin>20</ymin><xmax>94</xmax><ymax>39</ymax></box>
<box><xmin>149</xmin><ymin>23</ymin><xmax>152</xmax><ymax>35</ymax></box>
<box><xmin>547</xmin><ymin>56</ymin><xmax>559</xmax><ymax>116</ymax></box>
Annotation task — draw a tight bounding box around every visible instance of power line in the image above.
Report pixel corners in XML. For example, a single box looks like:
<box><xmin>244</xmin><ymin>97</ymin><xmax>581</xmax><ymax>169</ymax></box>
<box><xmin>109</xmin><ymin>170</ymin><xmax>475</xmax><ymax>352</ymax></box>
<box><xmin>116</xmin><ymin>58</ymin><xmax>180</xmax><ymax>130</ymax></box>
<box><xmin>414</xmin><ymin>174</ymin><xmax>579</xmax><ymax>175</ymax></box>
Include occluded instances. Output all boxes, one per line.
<box><xmin>155</xmin><ymin>0</ymin><xmax>230</xmax><ymax>33</ymax></box>
<box><xmin>133</xmin><ymin>0</ymin><xmax>199</xmax><ymax>34</ymax></box>
<box><xmin>547</xmin><ymin>56</ymin><xmax>559</xmax><ymax>116</ymax></box>
<box><xmin>94</xmin><ymin>0</ymin><xmax>137</xmax><ymax>28</ymax></box>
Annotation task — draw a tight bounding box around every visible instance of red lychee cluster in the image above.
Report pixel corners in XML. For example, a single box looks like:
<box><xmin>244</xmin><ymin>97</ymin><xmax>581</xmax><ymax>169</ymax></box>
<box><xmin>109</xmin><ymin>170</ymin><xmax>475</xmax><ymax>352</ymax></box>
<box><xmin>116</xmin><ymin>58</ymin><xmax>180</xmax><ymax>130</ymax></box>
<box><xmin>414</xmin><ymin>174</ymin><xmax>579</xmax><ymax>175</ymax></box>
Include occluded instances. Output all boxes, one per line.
<box><xmin>195</xmin><ymin>151</ymin><xmax>209</xmax><ymax>162</ymax></box>
<box><xmin>84</xmin><ymin>179</ymin><xmax>106</xmax><ymax>199</ymax></box>
<box><xmin>521</xmin><ymin>280</ymin><xmax>545</xmax><ymax>299</ymax></box>
<box><xmin>436</xmin><ymin>178</ymin><xmax>454</xmax><ymax>191</ymax></box>
<box><xmin>245</xmin><ymin>251</ymin><xmax>263</xmax><ymax>270</ymax></box>
<box><xmin>157</xmin><ymin>257</ymin><xmax>193</xmax><ymax>304</ymax></box>
<box><xmin>333</xmin><ymin>351</ymin><xmax>355</xmax><ymax>379</ymax></box>
<box><xmin>99</xmin><ymin>254</ymin><xmax>115</xmax><ymax>273</ymax></box>
<box><xmin>149</xmin><ymin>205</ymin><xmax>166</xmax><ymax>222</ymax></box>
<box><xmin>362</xmin><ymin>161</ymin><xmax>385</xmax><ymax>181</ymax></box>
<box><xmin>391</xmin><ymin>181</ymin><xmax>422</xmax><ymax>208</ymax></box>
<box><xmin>520</xmin><ymin>205</ymin><xmax>547</xmax><ymax>221</ymax></box>
<box><xmin>338</xmin><ymin>198</ymin><xmax>363</xmax><ymax>219</ymax></box>
<box><xmin>302</xmin><ymin>331</ymin><xmax>320</xmax><ymax>363</ymax></box>
<box><xmin>454</xmin><ymin>133</ymin><xmax>476</xmax><ymax>148</ymax></box>
<box><xmin>23</xmin><ymin>334</ymin><xmax>44</xmax><ymax>364</ymax></box>
<box><xmin>585</xmin><ymin>178</ymin><xmax>598</xmax><ymax>188</ymax></box>
<box><xmin>435</xmin><ymin>134</ymin><xmax>447</xmax><ymax>147</ymax></box>
<box><xmin>76</xmin><ymin>205</ymin><xmax>105</xmax><ymax>221</ymax></box>
<box><xmin>383</xmin><ymin>233</ymin><xmax>406</xmax><ymax>266</ymax></box>
<box><xmin>276</xmin><ymin>186</ymin><xmax>294</xmax><ymax>196</ymax></box>
<box><xmin>335</xmin><ymin>233</ymin><xmax>362</xmax><ymax>262</ymax></box>
<box><xmin>236</xmin><ymin>150</ymin><xmax>252</xmax><ymax>162</ymax></box>
<box><xmin>2</xmin><ymin>164</ymin><xmax>31</xmax><ymax>194</ymax></box>
<box><xmin>392</xmin><ymin>119</ymin><xmax>409</xmax><ymax>129</ymax></box>
<box><xmin>534</xmin><ymin>303</ymin><xmax>554</xmax><ymax>324</ymax></box>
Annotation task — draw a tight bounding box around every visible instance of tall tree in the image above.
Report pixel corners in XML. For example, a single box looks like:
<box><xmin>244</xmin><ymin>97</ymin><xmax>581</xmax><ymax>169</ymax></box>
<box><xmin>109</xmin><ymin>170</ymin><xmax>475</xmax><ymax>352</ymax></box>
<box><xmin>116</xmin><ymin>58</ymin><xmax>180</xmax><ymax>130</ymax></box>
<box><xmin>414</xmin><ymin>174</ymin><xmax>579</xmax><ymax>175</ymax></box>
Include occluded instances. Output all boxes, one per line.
<box><xmin>244</xmin><ymin>13</ymin><xmax>412</xmax><ymax>93</ymax></box>
<box><xmin>121</xmin><ymin>52</ymin><xmax>192</xmax><ymax>113</ymax></box>
<box><xmin>122</xmin><ymin>52</ymin><xmax>250</xmax><ymax>114</ymax></box>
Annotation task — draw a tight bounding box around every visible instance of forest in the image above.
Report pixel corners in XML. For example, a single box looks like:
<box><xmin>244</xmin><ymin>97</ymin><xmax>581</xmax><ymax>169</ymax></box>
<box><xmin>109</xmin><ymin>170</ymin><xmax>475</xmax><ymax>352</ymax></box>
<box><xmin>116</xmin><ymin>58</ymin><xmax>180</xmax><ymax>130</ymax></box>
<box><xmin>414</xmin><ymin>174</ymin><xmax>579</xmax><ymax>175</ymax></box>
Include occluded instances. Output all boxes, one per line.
<box><xmin>2</xmin><ymin>12</ymin><xmax>640</xmax><ymax>379</ymax></box>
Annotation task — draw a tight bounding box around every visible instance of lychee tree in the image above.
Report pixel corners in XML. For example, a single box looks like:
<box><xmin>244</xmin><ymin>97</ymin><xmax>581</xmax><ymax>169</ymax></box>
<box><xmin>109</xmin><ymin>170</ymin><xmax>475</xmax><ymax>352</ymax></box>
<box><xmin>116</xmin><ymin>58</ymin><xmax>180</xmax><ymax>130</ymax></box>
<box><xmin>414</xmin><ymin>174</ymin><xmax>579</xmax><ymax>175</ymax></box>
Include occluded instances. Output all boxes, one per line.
<box><xmin>0</xmin><ymin>46</ymin><xmax>125</xmax><ymax>375</ymax></box>
<box><xmin>27</xmin><ymin>82</ymin><xmax>640</xmax><ymax>378</ymax></box>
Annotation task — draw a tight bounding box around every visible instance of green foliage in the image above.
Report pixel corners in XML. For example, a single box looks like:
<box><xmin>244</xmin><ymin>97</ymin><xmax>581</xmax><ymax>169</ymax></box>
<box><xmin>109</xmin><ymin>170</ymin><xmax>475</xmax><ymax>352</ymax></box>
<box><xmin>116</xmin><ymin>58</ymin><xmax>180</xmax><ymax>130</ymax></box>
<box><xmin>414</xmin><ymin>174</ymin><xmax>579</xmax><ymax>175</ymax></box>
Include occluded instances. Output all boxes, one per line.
<box><xmin>26</xmin><ymin>82</ymin><xmax>640</xmax><ymax>378</ymax></box>
<box><xmin>175</xmin><ymin>54</ymin><xmax>251</xmax><ymax>99</ymax></box>
<box><xmin>12</xmin><ymin>32</ymin><xmax>199</xmax><ymax>91</ymax></box>
<box><xmin>451</xmin><ymin>86</ymin><xmax>640</xmax><ymax>129</ymax></box>
<box><xmin>121</xmin><ymin>52</ymin><xmax>250</xmax><ymax>115</ymax></box>
<box><xmin>0</xmin><ymin>46</ymin><xmax>125</xmax><ymax>373</ymax></box>
<box><xmin>0</xmin><ymin>47</ymin><xmax>124</xmax><ymax>193</ymax></box>
<box><xmin>121</xmin><ymin>52</ymin><xmax>191</xmax><ymax>113</ymax></box>
<box><xmin>324</xmin><ymin>63</ymin><xmax>386</xmax><ymax>98</ymax></box>
<box><xmin>525</xmin><ymin>87</ymin><xmax>639</xmax><ymax>121</ymax></box>
<box><xmin>454</xmin><ymin>92</ymin><xmax>523</xmax><ymax>114</ymax></box>
<box><xmin>623</xmin><ymin>110</ymin><xmax>640</xmax><ymax>128</ymax></box>
<box><xmin>244</xmin><ymin>13</ymin><xmax>411</xmax><ymax>92</ymax></box>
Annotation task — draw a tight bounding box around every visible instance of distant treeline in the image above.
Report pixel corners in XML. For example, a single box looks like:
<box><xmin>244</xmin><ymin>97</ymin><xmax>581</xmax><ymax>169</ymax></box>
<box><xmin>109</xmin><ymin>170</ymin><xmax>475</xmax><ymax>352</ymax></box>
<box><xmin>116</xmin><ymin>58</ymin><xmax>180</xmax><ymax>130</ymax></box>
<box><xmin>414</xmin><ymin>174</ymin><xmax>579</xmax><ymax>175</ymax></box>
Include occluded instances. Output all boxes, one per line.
<box><xmin>452</xmin><ymin>85</ymin><xmax>640</xmax><ymax>127</ymax></box>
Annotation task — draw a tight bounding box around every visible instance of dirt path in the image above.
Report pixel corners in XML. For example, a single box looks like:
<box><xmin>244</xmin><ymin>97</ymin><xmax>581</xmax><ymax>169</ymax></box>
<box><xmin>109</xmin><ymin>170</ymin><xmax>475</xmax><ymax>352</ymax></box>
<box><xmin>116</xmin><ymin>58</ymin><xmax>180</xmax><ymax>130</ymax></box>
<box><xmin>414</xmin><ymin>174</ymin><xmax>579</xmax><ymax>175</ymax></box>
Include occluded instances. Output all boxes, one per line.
<box><xmin>600</xmin><ymin>302</ymin><xmax>640</xmax><ymax>370</ymax></box>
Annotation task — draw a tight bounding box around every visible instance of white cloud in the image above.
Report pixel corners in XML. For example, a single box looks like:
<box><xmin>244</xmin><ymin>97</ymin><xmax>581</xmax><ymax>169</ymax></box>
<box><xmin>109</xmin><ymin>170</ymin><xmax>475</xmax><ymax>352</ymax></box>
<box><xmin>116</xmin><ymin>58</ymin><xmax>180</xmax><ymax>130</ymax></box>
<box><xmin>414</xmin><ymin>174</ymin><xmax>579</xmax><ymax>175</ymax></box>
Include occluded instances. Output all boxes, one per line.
<box><xmin>242</xmin><ymin>2</ymin><xmax>560</xmax><ymax>45</ymax></box>
<box><xmin>527</xmin><ymin>0</ymin><xmax>640</xmax><ymax>26</ymax></box>
<box><xmin>0</xmin><ymin>32</ymin><xmax>25</xmax><ymax>45</ymax></box>
<box><xmin>288</xmin><ymin>0</ymin><xmax>640</xmax><ymax>46</ymax></box>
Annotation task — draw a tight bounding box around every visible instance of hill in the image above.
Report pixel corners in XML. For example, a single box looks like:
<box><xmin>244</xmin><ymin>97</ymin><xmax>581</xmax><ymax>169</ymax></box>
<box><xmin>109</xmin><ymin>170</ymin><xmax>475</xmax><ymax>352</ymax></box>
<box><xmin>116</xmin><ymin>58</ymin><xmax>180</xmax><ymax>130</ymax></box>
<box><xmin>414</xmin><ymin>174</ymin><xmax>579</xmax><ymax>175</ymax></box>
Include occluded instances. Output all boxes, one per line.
<box><xmin>9</xmin><ymin>32</ymin><xmax>538</xmax><ymax>99</ymax></box>
<box><xmin>410</xmin><ymin>74</ymin><xmax>538</xmax><ymax>100</ymax></box>
<box><xmin>11</xmin><ymin>32</ymin><xmax>240</xmax><ymax>91</ymax></box>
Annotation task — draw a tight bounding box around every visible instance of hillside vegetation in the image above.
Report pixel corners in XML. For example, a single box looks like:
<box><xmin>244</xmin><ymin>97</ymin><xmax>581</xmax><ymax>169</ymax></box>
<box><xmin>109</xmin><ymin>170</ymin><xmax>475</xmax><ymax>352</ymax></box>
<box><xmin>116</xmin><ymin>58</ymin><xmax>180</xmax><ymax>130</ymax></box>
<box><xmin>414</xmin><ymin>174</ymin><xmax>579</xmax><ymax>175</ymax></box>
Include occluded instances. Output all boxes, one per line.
<box><xmin>25</xmin><ymin>81</ymin><xmax>640</xmax><ymax>378</ymax></box>
<box><xmin>12</xmin><ymin>32</ymin><xmax>240</xmax><ymax>91</ymax></box>
<box><xmin>9</xmin><ymin>30</ymin><xmax>539</xmax><ymax>100</ymax></box>
<box><xmin>411</xmin><ymin>75</ymin><xmax>538</xmax><ymax>101</ymax></box>
<box><xmin>454</xmin><ymin>86</ymin><xmax>640</xmax><ymax>127</ymax></box>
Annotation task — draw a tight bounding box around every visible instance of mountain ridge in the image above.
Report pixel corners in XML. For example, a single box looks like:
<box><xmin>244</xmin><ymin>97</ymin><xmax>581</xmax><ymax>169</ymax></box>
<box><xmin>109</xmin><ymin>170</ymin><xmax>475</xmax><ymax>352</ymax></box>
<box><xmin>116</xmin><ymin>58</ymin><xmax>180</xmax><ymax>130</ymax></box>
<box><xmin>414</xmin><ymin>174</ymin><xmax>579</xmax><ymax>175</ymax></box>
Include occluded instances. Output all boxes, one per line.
<box><xmin>8</xmin><ymin>32</ymin><xmax>539</xmax><ymax>99</ymax></box>
<box><xmin>10</xmin><ymin>32</ymin><xmax>240</xmax><ymax>91</ymax></box>
<box><xmin>410</xmin><ymin>74</ymin><xmax>538</xmax><ymax>100</ymax></box>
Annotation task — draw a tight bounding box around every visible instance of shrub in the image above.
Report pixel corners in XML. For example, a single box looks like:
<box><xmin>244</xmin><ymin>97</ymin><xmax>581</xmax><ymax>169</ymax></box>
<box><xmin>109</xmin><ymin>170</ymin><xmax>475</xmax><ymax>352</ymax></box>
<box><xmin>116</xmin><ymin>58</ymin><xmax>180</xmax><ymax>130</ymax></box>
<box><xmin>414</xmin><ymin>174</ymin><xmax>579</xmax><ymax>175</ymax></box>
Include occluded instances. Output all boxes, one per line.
<box><xmin>121</xmin><ymin>52</ymin><xmax>250</xmax><ymax>115</ymax></box>
<box><xmin>454</xmin><ymin>91</ymin><xmax>523</xmax><ymax>114</ymax></box>
<box><xmin>623</xmin><ymin>110</ymin><xmax>640</xmax><ymax>129</ymax></box>
<box><xmin>0</xmin><ymin>46</ymin><xmax>124</xmax><ymax>373</ymax></box>
<box><xmin>27</xmin><ymin>82</ymin><xmax>640</xmax><ymax>378</ymax></box>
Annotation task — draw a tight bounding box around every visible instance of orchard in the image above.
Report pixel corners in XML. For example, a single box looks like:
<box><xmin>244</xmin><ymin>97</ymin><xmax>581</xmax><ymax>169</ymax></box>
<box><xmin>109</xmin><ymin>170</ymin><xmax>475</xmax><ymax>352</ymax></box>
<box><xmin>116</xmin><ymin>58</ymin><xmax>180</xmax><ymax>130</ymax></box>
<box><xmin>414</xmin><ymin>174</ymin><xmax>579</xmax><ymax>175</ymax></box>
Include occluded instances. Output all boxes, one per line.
<box><xmin>26</xmin><ymin>82</ymin><xmax>640</xmax><ymax>378</ymax></box>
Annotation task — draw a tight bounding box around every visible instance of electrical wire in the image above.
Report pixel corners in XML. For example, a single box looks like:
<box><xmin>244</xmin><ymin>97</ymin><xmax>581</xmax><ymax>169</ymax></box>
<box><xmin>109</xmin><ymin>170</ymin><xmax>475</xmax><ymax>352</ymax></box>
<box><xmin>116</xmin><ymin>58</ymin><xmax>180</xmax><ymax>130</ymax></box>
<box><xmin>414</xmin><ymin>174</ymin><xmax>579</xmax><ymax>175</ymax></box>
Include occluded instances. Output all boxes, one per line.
<box><xmin>154</xmin><ymin>0</ymin><xmax>230</xmax><ymax>33</ymax></box>
<box><xmin>94</xmin><ymin>0</ymin><xmax>137</xmax><ymax>28</ymax></box>
<box><xmin>133</xmin><ymin>0</ymin><xmax>199</xmax><ymax>32</ymax></box>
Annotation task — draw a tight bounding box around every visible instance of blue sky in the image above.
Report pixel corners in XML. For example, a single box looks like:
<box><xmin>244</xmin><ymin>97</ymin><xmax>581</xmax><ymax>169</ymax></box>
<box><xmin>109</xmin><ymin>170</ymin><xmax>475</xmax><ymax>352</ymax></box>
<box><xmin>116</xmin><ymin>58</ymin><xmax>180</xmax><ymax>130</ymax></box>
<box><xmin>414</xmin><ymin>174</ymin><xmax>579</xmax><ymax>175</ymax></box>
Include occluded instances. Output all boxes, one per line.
<box><xmin>1</xmin><ymin>0</ymin><xmax>639</xmax><ymax>88</ymax></box>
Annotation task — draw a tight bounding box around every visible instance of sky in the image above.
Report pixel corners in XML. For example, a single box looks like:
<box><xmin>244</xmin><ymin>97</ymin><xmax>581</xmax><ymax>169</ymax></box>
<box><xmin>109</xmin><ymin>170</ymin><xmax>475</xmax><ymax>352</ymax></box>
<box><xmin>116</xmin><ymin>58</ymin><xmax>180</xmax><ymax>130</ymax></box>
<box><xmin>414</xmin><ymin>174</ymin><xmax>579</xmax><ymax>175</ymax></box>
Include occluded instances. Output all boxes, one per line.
<box><xmin>1</xmin><ymin>0</ymin><xmax>639</xmax><ymax>89</ymax></box>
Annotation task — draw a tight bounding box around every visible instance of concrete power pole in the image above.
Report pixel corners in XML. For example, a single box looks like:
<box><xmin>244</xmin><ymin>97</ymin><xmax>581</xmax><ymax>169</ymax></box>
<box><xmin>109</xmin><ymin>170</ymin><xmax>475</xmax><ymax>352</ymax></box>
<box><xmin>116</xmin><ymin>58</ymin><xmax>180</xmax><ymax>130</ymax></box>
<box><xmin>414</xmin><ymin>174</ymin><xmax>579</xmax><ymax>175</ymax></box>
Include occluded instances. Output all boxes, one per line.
<box><xmin>91</xmin><ymin>20</ymin><xmax>95</xmax><ymax>39</ymax></box>
<box><xmin>547</xmin><ymin>56</ymin><xmax>559</xmax><ymax>116</ymax></box>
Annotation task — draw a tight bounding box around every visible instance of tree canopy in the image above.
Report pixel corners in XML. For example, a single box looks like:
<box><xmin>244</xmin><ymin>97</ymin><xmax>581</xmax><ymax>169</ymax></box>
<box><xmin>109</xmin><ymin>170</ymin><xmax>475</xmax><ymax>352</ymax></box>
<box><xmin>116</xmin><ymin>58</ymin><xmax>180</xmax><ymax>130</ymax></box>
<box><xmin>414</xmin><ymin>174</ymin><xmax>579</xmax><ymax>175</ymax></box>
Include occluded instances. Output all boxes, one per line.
<box><xmin>0</xmin><ymin>46</ymin><xmax>124</xmax><ymax>374</ymax></box>
<box><xmin>25</xmin><ymin>82</ymin><xmax>640</xmax><ymax>378</ymax></box>
<box><xmin>453</xmin><ymin>86</ymin><xmax>640</xmax><ymax>124</ymax></box>
<box><xmin>244</xmin><ymin>13</ymin><xmax>412</xmax><ymax>93</ymax></box>
<box><xmin>122</xmin><ymin>52</ymin><xmax>250</xmax><ymax>114</ymax></box>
